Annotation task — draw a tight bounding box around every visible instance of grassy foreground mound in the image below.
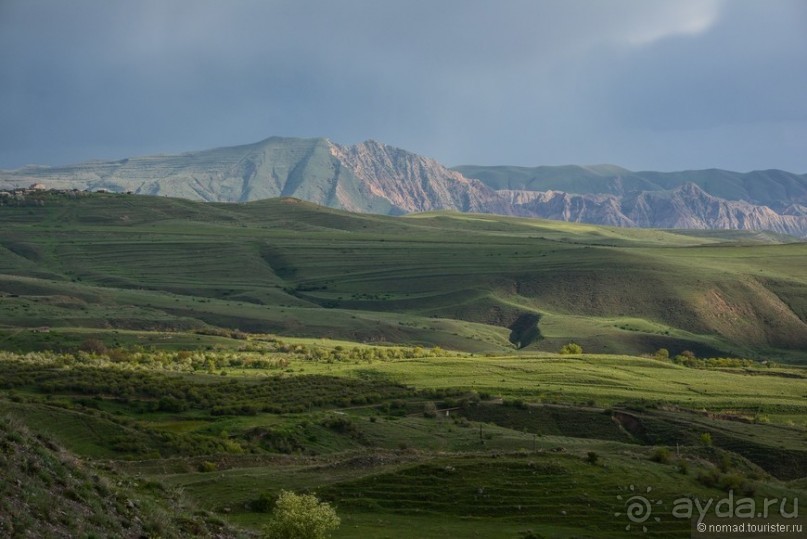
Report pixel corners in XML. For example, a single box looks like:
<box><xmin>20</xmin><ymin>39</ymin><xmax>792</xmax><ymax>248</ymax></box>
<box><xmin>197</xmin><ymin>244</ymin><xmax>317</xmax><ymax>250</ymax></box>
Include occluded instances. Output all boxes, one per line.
<box><xmin>0</xmin><ymin>416</ymin><xmax>236</xmax><ymax>538</ymax></box>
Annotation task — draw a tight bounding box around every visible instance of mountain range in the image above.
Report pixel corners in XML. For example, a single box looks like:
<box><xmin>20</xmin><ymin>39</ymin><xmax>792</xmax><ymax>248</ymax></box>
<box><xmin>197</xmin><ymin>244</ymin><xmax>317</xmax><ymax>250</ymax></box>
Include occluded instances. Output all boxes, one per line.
<box><xmin>2</xmin><ymin>136</ymin><xmax>806</xmax><ymax>237</ymax></box>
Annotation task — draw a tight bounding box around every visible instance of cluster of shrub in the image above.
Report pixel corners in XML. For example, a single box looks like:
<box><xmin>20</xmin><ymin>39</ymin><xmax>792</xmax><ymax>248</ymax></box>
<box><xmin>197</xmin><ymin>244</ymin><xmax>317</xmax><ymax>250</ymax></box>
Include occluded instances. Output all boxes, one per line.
<box><xmin>650</xmin><ymin>348</ymin><xmax>765</xmax><ymax>369</ymax></box>
<box><xmin>0</xmin><ymin>354</ymin><xmax>413</xmax><ymax>416</ymax></box>
<box><xmin>650</xmin><ymin>438</ymin><xmax>756</xmax><ymax>496</ymax></box>
<box><xmin>79</xmin><ymin>337</ymin><xmax>448</xmax><ymax>368</ymax></box>
<box><xmin>553</xmin><ymin>342</ymin><xmax>772</xmax><ymax>371</ymax></box>
<box><xmin>274</xmin><ymin>343</ymin><xmax>448</xmax><ymax>362</ymax></box>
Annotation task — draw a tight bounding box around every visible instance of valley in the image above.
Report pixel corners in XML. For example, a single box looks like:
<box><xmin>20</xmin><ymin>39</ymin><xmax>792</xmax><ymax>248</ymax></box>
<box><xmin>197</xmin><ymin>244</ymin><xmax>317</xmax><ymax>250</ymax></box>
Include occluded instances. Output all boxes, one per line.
<box><xmin>1</xmin><ymin>191</ymin><xmax>806</xmax><ymax>537</ymax></box>
<box><xmin>6</xmin><ymin>2</ymin><xmax>806</xmax><ymax>537</ymax></box>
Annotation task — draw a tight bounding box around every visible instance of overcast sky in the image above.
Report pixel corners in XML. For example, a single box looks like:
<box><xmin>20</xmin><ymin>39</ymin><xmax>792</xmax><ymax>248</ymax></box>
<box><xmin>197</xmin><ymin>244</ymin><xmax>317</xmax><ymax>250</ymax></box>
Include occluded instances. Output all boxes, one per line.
<box><xmin>1</xmin><ymin>0</ymin><xmax>806</xmax><ymax>172</ymax></box>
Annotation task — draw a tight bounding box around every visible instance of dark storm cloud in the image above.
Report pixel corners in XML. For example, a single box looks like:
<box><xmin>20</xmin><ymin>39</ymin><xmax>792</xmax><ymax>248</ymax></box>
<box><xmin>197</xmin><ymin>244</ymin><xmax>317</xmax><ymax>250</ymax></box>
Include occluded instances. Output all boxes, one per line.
<box><xmin>603</xmin><ymin>3</ymin><xmax>807</xmax><ymax>130</ymax></box>
<box><xmin>1</xmin><ymin>0</ymin><xmax>805</xmax><ymax>171</ymax></box>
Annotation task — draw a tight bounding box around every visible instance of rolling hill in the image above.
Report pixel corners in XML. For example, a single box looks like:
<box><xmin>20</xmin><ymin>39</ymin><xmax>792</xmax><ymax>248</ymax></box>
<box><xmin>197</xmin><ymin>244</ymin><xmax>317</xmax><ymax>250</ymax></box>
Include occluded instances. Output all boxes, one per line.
<box><xmin>2</xmin><ymin>137</ymin><xmax>807</xmax><ymax>236</ymax></box>
<box><xmin>2</xmin><ymin>191</ymin><xmax>807</xmax><ymax>538</ymax></box>
<box><xmin>1</xmin><ymin>190</ymin><xmax>806</xmax><ymax>361</ymax></box>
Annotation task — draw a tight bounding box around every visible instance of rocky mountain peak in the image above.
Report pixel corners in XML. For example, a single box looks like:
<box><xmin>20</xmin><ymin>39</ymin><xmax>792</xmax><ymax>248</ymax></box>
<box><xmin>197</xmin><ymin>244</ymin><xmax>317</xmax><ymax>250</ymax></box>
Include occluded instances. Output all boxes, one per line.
<box><xmin>676</xmin><ymin>181</ymin><xmax>707</xmax><ymax>196</ymax></box>
<box><xmin>329</xmin><ymin>140</ymin><xmax>505</xmax><ymax>214</ymax></box>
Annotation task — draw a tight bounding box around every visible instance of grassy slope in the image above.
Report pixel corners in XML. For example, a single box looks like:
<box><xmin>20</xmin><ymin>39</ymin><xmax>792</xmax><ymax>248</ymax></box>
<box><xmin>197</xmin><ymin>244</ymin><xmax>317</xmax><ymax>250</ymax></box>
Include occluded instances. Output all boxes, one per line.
<box><xmin>3</xmin><ymin>192</ymin><xmax>807</xmax><ymax>361</ymax></box>
<box><xmin>0</xmin><ymin>416</ymin><xmax>237</xmax><ymax>538</ymax></box>
<box><xmin>2</xmin><ymin>346</ymin><xmax>805</xmax><ymax>539</ymax></box>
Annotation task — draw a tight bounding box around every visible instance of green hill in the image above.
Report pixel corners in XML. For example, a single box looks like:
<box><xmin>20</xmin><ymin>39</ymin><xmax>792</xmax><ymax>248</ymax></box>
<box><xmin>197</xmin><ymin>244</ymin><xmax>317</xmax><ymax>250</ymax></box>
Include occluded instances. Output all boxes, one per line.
<box><xmin>1</xmin><ymin>191</ymin><xmax>806</xmax><ymax>361</ymax></box>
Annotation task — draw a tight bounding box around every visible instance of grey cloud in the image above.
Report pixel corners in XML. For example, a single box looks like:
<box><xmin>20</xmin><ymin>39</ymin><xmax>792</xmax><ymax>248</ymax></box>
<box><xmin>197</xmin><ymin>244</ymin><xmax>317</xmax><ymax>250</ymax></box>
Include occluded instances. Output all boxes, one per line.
<box><xmin>0</xmin><ymin>0</ymin><xmax>804</xmax><ymax>172</ymax></box>
<box><xmin>602</xmin><ymin>1</ymin><xmax>807</xmax><ymax>131</ymax></box>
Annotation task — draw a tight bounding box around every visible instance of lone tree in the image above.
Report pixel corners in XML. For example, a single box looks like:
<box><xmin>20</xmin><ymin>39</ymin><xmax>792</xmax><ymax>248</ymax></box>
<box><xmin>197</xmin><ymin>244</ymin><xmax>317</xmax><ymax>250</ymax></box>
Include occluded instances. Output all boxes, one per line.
<box><xmin>263</xmin><ymin>490</ymin><xmax>340</xmax><ymax>539</ymax></box>
<box><xmin>559</xmin><ymin>342</ymin><xmax>583</xmax><ymax>355</ymax></box>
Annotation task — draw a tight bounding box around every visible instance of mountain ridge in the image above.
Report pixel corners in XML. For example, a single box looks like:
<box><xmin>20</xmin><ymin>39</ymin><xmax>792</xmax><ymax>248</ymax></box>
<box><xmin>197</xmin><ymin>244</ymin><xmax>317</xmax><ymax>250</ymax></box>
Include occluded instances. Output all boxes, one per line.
<box><xmin>2</xmin><ymin>136</ymin><xmax>806</xmax><ymax>237</ymax></box>
<box><xmin>455</xmin><ymin>163</ymin><xmax>807</xmax><ymax>210</ymax></box>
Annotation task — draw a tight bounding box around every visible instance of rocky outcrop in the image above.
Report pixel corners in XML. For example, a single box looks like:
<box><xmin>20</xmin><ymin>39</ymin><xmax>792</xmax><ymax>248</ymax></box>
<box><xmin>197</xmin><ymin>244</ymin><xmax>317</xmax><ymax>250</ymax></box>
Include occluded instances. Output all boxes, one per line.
<box><xmin>329</xmin><ymin>140</ymin><xmax>508</xmax><ymax>214</ymax></box>
<box><xmin>507</xmin><ymin>182</ymin><xmax>807</xmax><ymax>237</ymax></box>
<box><xmin>507</xmin><ymin>183</ymin><xmax>807</xmax><ymax>237</ymax></box>
<box><xmin>511</xmin><ymin>190</ymin><xmax>634</xmax><ymax>227</ymax></box>
<box><xmin>456</xmin><ymin>164</ymin><xmax>807</xmax><ymax>210</ymax></box>
<box><xmin>624</xmin><ymin>183</ymin><xmax>807</xmax><ymax>235</ymax></box>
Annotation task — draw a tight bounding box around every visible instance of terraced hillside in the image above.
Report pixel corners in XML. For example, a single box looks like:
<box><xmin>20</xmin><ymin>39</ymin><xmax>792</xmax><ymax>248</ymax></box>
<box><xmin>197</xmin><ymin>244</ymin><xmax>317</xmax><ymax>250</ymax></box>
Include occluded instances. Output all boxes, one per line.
<box><xmin>1</xmin><ymin>190</ymin><xmax>807</xmax><ymax>360</ymax></box>
<box><xmin>1</xmin><ymin>344</ymin><xmax>805</xmax><ymax>538</ymax></box>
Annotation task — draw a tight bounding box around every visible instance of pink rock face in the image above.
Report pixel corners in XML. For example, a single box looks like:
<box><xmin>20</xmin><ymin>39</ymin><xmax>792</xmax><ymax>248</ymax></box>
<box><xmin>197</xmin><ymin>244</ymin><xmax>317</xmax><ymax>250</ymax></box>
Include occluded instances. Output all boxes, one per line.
<box><xmin>328</xmin><ymin>140</ymin><xmax>508</xmax><ymax>214</ymax></box>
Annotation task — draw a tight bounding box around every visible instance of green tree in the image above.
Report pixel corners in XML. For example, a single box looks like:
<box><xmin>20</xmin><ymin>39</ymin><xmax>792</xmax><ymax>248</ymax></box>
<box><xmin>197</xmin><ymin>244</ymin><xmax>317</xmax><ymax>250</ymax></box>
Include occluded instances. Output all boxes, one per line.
<box><xmin>263</xmin><ymin>490</ymin><xmax>340</xmax><ymax>539</ymax></box>
<box><xmin>422</xmin><ymin>401</ymin><xmax>438</xmax><ymax>418</ymax></box>
<box><xmin>79</xmin><ymin>338</ymin><xmax>108</xmax><ymax>355</ymax></box>
<box><xmin>650</xmin><ymin>446</ymin><xmax>671</xmax><ymax>464</ymax></box>
<box><xmin>559</xmin><ymin>342</ymin><xmax>583</xmax><ymax>355</ymax></box>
